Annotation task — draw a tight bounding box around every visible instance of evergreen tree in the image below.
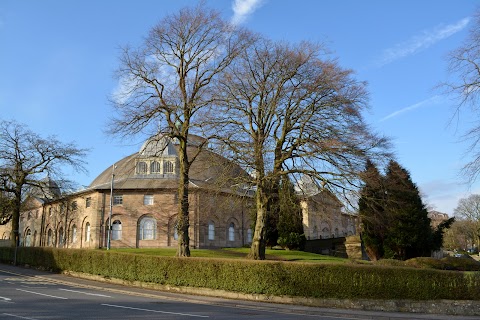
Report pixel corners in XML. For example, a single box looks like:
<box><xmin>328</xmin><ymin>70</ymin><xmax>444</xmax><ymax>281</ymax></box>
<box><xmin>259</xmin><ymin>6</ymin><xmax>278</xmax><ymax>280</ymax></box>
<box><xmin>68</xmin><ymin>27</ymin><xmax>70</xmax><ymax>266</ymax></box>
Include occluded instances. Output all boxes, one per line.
<box><xmin>277</xmin><ymin>176</ymin><xmax>305</xmax><ymax>250</ymax></box>
<box><xmin>358</xmin><ymin>160</ymin><xmax>386</xmax><ymax>260</ymax></box>
<box><xmin>382</xmin><ymin>161</ymin><xmax>433</xmax><ymax>260</ymax></box>
<box><xmin>359</xmin><ymin>160</ymin><xmax>452</xmax><ymax>260</ymax></box>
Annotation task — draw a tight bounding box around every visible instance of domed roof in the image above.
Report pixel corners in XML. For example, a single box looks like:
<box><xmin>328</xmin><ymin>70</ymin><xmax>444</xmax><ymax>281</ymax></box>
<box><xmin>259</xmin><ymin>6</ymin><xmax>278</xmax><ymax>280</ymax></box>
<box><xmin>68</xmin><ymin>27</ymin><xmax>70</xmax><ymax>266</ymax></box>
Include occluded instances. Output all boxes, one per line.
<box><xmin>89</xmin><ymin>135</ymin><xmax>249</xmax><ymax>191</ymax></box>
<box><xmin>138</xmin><ymin>135</ymin><xmax>177</xmax><ymax>157</ymax></box>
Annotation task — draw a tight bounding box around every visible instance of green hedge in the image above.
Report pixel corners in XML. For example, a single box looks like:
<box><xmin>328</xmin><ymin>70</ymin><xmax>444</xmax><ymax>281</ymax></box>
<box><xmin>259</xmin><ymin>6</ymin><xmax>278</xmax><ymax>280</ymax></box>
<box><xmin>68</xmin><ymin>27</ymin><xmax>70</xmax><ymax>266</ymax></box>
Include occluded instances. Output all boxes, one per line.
<box><xmin>1</xmin><ymin>247</ymin><xmax>479</xmax><ymax>300</ymax></box>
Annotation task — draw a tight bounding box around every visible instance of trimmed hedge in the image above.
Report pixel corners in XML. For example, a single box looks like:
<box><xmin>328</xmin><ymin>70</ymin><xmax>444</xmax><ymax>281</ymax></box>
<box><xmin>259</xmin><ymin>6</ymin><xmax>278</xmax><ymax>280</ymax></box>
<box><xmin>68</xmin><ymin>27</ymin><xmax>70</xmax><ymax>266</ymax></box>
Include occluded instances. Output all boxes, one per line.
<box><xmin>1</xmin><ymin>247</ymin><xmax>480</xmax><ymax>300</ymax></box>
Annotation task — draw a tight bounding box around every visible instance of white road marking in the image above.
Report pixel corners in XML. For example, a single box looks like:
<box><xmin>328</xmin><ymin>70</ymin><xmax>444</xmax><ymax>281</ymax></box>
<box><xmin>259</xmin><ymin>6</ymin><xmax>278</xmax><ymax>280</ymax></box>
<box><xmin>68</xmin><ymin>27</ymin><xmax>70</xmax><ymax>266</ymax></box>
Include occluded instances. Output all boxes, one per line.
<box><xmin>16</xmin><ymin>289</ymin><xmax>68</xmax><ymax>300</ymax></box>
<box><xmin>101</xmin><ymin>303</ymin><xmax>209</xmax><ymax>318</ymax></box>
<box><xmin>58</xmin><ymin>288</ymin><xmax>112</xmax><ymax>297</ymax></box>
<box><xmin>2</xmin><ymin>313</ymin><xmax>38</xmax><ymax>319</ymax></box>
<box><xmin>0</xmin><ymin>269</ymin><xmax>25</xmax><ymax>277</ymax></box>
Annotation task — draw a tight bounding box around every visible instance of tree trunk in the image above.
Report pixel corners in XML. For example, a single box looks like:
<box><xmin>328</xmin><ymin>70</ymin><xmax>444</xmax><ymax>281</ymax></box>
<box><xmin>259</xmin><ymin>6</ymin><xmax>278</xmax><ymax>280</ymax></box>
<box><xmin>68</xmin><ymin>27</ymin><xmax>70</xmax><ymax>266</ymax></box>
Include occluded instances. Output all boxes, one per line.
<box><xmin>10</xmin><ymin>193</ymin><xmax>21</xmax><ymax>248</ymax></box>
<box><xmin>248</xmin><ymin>186</ymin><xmax>268</xmax><ymax>260</ymax></box>
<box><xmin>176</xmin><ymin>138</ymin><xmax>191</xmax><ymax>257</ymax></box>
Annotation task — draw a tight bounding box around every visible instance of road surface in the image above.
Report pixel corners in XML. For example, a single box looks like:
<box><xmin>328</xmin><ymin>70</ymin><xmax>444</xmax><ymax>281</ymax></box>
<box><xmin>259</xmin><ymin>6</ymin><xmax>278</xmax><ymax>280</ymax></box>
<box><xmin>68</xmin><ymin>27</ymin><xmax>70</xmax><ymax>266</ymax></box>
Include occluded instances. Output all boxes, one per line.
<box><xmin>0</xmin><ymin>263</ymin><xmax>476</xmax><ymax>320</ymax></box>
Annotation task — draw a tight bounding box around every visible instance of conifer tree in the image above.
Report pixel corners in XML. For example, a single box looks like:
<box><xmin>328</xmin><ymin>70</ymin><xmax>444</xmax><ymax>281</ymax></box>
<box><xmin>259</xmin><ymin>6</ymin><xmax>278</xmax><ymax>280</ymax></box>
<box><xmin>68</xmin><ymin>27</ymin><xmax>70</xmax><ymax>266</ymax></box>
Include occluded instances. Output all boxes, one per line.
<box><xmin>382</xmin><ymin>160</ymin><xmax>433</xmax><ymax>260</ymax></box>
<box><xmin>277</xmin><ymin>176</ymin><xmax>305</xmax><ymax>250</ymax></box>
<box><xmin>359</xmin><ymin>160</ymin><xmax>452</xmax><ymax>260</ymax></box>
<box><xmin>358</xmin><ymin>160</ymin><xmax>386</xmax><ymax>260</ymax></box>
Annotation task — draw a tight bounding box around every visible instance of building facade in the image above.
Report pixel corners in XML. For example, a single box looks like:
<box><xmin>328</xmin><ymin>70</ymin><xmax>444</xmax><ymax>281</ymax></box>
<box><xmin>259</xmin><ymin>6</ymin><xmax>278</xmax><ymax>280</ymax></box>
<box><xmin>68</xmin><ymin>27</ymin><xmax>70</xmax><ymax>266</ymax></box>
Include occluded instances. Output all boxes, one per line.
<box><xmin>0</xmin><ymin>135</ymin><xmax>354</xmax><ymax>249</ymax></box>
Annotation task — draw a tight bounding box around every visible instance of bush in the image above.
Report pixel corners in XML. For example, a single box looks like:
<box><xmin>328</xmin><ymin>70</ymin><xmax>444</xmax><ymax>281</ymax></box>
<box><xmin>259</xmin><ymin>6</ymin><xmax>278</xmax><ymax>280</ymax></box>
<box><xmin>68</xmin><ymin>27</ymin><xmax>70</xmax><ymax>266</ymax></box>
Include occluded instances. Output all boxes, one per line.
<box><xmin>277</xmin><ymin>232</ymin><xmax>306</xmax><ymax>250</ymax></box>
<box><xmin>1</xmin><ymin>247</ymin><xmax>480</xmax><ymax>300</ymax></box>
<box><xmin>375</xmin><ymin>256</ymin><xmax>480</xmax><ymax>272</ymax></box>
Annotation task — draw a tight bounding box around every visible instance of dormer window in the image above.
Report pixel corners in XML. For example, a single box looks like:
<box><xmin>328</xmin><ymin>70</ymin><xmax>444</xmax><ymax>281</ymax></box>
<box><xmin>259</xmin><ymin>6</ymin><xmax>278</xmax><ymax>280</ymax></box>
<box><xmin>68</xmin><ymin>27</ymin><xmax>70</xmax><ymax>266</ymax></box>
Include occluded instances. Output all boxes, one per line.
<box><xmin>136</xmin><ymin>161</ymin><xmax>148</xmax><ymax>174</ymax></box>
<box><xmin>164</xmin><ymin>160</ymin><xmax>174</xmax><ymax>173</ymax></box>
<box><xmin>150</xmin><ymin>161</ymin><xmax>160</xmax><ymax>173</ymax></box>
<box><xmin>135</xmin><ymin>158</ymin><xmax>176</xmax><ymax>176</ymax></box>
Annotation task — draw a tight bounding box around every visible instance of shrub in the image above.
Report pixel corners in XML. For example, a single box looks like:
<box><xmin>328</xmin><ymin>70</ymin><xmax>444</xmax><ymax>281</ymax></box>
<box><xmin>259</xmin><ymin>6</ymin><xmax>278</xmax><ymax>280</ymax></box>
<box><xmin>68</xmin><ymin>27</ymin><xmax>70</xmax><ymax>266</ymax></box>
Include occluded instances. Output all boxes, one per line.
<box><xmin>1</xmin><ymin>247</ymin><xmax>480</xmax><ymax>300</ymax></box>
<box><xmin>277</xmin><ymin>232</ymin><xmax>306</xmax><ymax>250</ymax></box>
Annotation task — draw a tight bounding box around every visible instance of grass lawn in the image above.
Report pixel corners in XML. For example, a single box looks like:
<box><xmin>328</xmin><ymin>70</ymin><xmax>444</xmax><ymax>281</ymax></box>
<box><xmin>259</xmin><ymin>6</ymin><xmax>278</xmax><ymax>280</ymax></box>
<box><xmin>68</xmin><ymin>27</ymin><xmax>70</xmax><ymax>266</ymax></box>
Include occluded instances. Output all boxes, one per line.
<box><xmin>111</xmin><ymin>247</ymin><xmax>347</xmax><ymax>263</ymax></box>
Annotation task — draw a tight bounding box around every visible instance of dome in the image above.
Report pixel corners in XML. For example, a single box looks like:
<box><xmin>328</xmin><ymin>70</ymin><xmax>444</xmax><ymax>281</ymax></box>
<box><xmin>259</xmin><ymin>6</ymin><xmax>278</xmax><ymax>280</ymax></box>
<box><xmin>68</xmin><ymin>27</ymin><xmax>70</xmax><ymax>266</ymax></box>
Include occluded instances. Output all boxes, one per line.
<box><xmin>89</xmin><ymin>135</ymin><xmax>249</xmax><ymax>191</ymax></box>
<box><xmin>138</xmin><ymin>135</ymin><xmax>177</xmax><ymax>157</ymax></box>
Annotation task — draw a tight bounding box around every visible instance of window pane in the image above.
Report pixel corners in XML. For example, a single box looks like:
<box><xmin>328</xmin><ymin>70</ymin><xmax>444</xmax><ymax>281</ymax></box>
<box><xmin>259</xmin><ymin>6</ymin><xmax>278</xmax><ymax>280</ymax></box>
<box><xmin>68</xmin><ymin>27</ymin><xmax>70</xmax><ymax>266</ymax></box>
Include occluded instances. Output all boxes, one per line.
<box><xmin>144</xmin><ymin>195</ymin><xmax>154</xmax><ymax>205</ymax></box>
<box><xmin>208</xmin><ymin>222</ymin><xmax>215</xmax><ymax>240</ymax></box>
<box><xmin>164</xmin><ymin>161</ymin><xmax>174</xmax><ymax>173</ymax></box>
<box><xmin>113</xmin><ymin>195</ymin><xmax>123</xmax><ymax>205</ymax></box>
<box><xmin>136</xmin><ymin>161</ymin><xmax>147</xmax><ymax>174</ymax></box>
<box><xmin>150</xmin><ymin>161</ymin><xmax>160</xmax><ymax>173</ymax></box>
<box><xmin>85</xmin><ymin>223</ymin><xmax>91</xmax><ymax>242</ymax></box>
<box><xmin>228</xmin><ymin>223</ymin><xmax>235</xmax><ymax>241</ymax></box>
<box><xmin>72</xmin><ymin>225</ymin><xmax>77</xmax><ymax>243</ymax></box>
<box><xmin>47</xmin><ymin>229</ymin><xmax>52</xmax><ymax>246</ymax></box>
<box><xmin>112</xmin><ymin>220</ymin><xmax>122</xmax><ymax>240</ymax></box>
<box><xmin>140</xmin><ymin>217</ymin><xmax>156</xmax><ymax>240</ymax></box>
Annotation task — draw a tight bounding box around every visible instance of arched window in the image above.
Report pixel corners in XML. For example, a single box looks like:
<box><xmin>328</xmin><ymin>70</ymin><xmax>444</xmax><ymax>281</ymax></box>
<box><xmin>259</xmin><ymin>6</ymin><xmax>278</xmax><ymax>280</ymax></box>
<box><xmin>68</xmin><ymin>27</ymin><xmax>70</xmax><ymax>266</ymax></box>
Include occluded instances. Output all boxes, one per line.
<box><xmin>322</xmin><ymin>226</ymin><xmax>330</xmax><ymax>239</ymax></box>
<box><xmin>313</xmin><ymin>226</ymin><xmax>318</xmax><ymax>239</ymax></box>
<box><xmin>173</xmin><ymin>221</ymin><xmax>178</xmax><ymax>241</ymax></box>
<box><xmin>228</xmin><ymin>223</ymin><xmax>235</xmax><ymax>241</ymax></box>
<box><xmin>47</xmin><ymin>229</ymin><xmax>53</xmax><ymax>246</ymax></box>
<box><xmin>72</xmin><ymin>225</ymin><xmax>77</xmax><ymax>243</ymax></box>
<box><xmin>164</xmin><ymin>160</ymin><xmax>174</xmax><ymax>173</ymax></box>
<box><xmin>208</xmin><ymin>222</ymin><xmax>215</xmax><ymax>240</ymax></box>
<box><xmin>85</xmin><ymin>222</ymin><xmax>91</xmax><ymax>242</ymax></box>
<box><xmin>112</xmin><ymin>220</ymin><xmax>122</xmax><ymax>240</ymax></box>
<box><xmin>139</xmin><ymin>217</ymin><xmax>156</xmax><ymax>240</ymax></box>
<box><xmin>58</xmin><ymin>227</ymin><xmax>64</xmax><ymax>247</ymax></box>
<box><xmin>24</xmin><ymin>229</ymin><xmax>32</xmax><ymax>247</ymax></box>
<box><xmin>150</xmin><ymin>161</ymin><xmax>160</xmax><ymax>173</ymax></box>
<box><xmin>136</xmin><ymin>161</ymin><xmax>148</xmax><ymax>174</ymax></box>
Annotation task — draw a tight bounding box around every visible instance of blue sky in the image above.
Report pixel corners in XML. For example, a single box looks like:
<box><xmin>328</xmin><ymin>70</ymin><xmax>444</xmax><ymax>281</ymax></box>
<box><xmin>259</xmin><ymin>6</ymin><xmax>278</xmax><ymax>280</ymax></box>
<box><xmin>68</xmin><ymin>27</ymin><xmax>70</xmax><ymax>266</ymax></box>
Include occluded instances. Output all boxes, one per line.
<box><xmin>1</xmin><ymin>0</ymin><xmax>479</xmax><ymax>215</ymax></box>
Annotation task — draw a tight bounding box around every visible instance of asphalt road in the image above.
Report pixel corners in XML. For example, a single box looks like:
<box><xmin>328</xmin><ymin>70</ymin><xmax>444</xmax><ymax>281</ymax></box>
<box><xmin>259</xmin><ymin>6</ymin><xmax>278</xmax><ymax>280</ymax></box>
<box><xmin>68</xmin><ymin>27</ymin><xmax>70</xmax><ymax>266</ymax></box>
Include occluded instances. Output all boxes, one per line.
<box><xmin>0</xmin><ymin>263</ymin><xmax>477</xmax><ymax>320</ymax></box>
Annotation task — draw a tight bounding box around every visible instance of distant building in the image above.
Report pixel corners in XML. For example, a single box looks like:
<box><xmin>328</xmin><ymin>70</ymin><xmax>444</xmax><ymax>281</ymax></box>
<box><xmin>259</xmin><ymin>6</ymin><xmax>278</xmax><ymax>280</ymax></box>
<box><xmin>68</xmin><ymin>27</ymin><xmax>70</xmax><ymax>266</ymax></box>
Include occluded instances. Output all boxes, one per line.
<box><xmin>297</xmin><ymin>176</ymin><xmax>357</xmax><ymax>240</ymax></box>
<box><xmin>428</xmin><ymin>210</ymin><xmax>449</xmax><ymax>229</ymax></box>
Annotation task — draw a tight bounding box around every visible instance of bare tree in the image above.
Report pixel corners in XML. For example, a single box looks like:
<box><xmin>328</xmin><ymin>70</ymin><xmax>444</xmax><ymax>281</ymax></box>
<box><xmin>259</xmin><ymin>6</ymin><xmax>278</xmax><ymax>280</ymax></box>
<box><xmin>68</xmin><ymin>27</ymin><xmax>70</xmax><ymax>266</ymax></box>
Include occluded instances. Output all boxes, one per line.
<box><xmin>108</xmin><ymin>3</ymin><xmax>255</xmax><ymax>256</ymax></box>
<box><xmin>212</xmin><ymin>38</ymin><xmax>390</xmax><ymax>259</ymax></box>
<box><xmin>443</xmin><ymin>218</ymin><xmax>477</xmax><ymax>250</ymax></box>
<box><xmin>0</xmin><ymin>120</ymin><xmax>88</xmax><ymax>247</ymax></box>
<box><xmin>441</xmin><ymin>9</ymin><xmax>480</xmax><ymax>182</ymax></box>
<box><xmin>454</xmin><ymin>194</ymin><xmax>480</xmax><ymax>249</ymax></box>
<box><xmin>0</xmin><ymin>190</ymin><xmax>13</xmax><ymax>225</ymax></box>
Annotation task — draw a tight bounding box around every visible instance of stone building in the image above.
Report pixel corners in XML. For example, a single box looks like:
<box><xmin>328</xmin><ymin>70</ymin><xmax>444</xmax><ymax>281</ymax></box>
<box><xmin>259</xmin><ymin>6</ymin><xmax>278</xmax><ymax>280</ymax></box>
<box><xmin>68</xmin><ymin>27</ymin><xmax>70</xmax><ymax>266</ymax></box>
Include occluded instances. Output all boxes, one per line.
<box><xmin>428</xmin><ymin>210</ymin><xmax>450</xmax><ymax>229</ymax></box>
<box><xmin>0</xmin><ymin>135</ymin><xmax>354</xmax><ymax>249</ymax></box>
<box><xmin>1</xmin><ymin>135</ymin><xmax>254</xmax><ymax>249</ymax></box>
<box><xmin>297</xmin><ymin>176</ymin><xmax>357</xmax><ymax>240</ymax></box>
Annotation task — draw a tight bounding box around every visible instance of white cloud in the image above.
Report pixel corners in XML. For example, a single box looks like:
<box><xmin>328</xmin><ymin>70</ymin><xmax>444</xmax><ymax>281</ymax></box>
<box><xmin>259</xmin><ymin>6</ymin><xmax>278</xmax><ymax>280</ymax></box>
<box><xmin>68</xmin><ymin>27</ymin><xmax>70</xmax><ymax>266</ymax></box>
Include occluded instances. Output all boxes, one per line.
<box><xmin>421</xmin><ymin>180</ymin><xmax>480</xmax><ymax>216</ymax></box>
<box><xmin>380</xmin><ymin>95</ymin><xmax>442</xmax><ymax>122</ymax></box>
<box><xmin>231</xmin><ymin>0</ymin><xmax>265</xmax><ymax>25</ymax></box>
<box><xmin>376</xmin><ymin>17</ymin><xmax>471</xmax><ymax>67</ymax></box>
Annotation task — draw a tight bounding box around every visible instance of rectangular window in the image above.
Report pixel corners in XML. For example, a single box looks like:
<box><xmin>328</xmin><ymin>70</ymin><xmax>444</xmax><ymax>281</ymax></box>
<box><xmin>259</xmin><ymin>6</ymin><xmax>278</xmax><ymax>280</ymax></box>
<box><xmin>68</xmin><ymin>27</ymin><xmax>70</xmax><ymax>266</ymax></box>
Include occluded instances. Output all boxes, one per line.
<box><xmin>86</xmin><ymin>197</ymin><xmax>91</xmax><ymax>208</ymax></box>
<box><xmin>71</xmin><ymin>201</ymin><xmax>78</xmax><ymax>211</ymax></box>
<box><xmin>144</xmin><ymin>195</ymin><xmax>154</xmax><ymax>205</ymax></box>
<box><xmin>113</xmin><ymin>195</ymin><xmax>123</xmax><ymax>205</ymax></box>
